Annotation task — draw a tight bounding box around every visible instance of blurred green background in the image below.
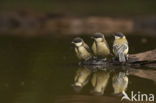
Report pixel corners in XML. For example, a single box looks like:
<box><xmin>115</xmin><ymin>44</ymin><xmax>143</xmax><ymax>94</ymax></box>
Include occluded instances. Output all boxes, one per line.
<box><xmin>0</xmin><ymin>0</ymin><xmax>156</xmax><ymax>16</ymax></box>
<box><xmin>0</xmin><ymin>0</ymin><xmax>156</xmax><ymax>35</ymax></box>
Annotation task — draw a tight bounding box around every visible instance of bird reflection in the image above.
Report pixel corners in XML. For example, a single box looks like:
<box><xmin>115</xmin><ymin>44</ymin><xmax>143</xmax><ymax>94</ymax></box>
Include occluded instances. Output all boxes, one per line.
<box><xmin>91</xmin><ymin>70</ymin><xmax>110</xmax><ymax>95</ymax></box>
<box><xmin>112</xmin><ymin>71</ymin><xmax>128</xmax><ymax>96</ymax></box>
<box><xmin>72</xmin><ymin>65</ymin><xmax>129</xmax><ymax>96</ymax></box>
<box><xmin>72</xmin><ymin>66</ymin><xmax>92</xmax><ymax>92</ymax></box>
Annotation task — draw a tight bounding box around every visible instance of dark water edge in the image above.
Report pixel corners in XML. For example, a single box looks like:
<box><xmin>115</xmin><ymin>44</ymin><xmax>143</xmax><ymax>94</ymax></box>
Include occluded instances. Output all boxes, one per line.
<box><xmin>0</xmin><ymin>34</ymin><xmax>155</xmax><ymax>103</ymax></box>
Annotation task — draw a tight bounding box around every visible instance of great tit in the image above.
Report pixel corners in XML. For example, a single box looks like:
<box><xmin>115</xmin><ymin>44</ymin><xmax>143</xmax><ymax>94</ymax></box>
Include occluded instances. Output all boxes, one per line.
<box><xmin>72</xmin><ymin>37</ymin><xmax>92</xmax><ymax>61</ymax></box>
<box><xmin>113</xmin><ymin>32</ymin><xmax>129</xmax><ymax>63</ymax></box>
<box><xmin>91</xmin><ymin>33</ymin><xmax>111</xmax><ymax>59</ymax></box>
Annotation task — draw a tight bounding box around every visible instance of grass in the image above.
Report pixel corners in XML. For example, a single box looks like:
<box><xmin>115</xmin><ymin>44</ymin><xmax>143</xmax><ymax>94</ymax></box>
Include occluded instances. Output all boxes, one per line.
<box><xmin>0</xmin><ymin>0</ymin><xmax>156</xmax><ymax>16</ymax></box>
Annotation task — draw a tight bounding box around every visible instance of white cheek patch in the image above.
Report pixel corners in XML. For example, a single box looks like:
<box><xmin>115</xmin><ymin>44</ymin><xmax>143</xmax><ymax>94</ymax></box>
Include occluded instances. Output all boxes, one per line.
<box><xmin>123</xmin><ymin>36</ymin><xmax>126</xmax><ymax>39</ymax></box>
<box><xmin>115</xmin><ymin>36</ymin><xmax>120</xmax><ymax>39</ymax></box>
<box><xmin>75</xmin><ymin>42</ymin><xmax>82</xmax><ymax>46</ymax></box>
<box><xmin>96</xmin><ymin>38</ymin><xmax>102</xmax><ymax>42</ymax></box>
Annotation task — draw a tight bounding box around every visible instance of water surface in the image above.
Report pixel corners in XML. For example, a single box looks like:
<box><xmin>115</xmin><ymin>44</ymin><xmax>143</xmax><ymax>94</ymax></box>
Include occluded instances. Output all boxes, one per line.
<box><xmin>0</xmin><ymin>34</ymin><xmax>155</xmax><ymax>103</ymax></box>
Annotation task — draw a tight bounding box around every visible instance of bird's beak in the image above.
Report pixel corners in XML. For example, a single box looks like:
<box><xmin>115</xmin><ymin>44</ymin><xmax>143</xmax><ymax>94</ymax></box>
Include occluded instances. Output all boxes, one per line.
<box><xmin>71</xmin><ymin>42</ymin><xmax>74</xmax><ymax>44</ymax></box>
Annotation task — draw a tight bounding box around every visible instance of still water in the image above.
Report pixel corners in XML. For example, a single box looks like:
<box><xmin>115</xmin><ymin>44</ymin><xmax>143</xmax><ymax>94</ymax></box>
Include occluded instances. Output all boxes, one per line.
<box><xmin>0</xmin><ymin>34</ymin><xmax>155</xmax><ymax>103</ymax></box>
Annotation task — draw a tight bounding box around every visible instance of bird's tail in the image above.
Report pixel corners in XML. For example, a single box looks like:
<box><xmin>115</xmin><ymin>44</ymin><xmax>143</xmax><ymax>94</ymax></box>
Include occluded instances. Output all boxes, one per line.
<box><xmin>119</xmin><ymin>53</ymin><xmax>126</xmax><ymax>62</ymax></box>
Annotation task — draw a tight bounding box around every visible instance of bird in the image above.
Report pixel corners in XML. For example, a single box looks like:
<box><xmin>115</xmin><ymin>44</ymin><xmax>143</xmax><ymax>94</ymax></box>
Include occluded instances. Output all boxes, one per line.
<box><xmin>72</xmin><ymin>37</ymin><xmax>92</xmax><ymax>61</ymax></box>
<box><xmin>91</xmin><ymin>33</ymin><xmax>111</xmax><ymax>59</ymax></box>
<box><xmin>72</xmin><ymin>67</ymin><xmax>92</xmax><ymax>92</ymax></box>
<box><xmin>112</xmin><ymin>72</ymin><xmax>128</xmax><ymax>96</ymax></box>
<box><xmin>91</xmin><ymin>70</ymin><xmax>110</xmax><ymax>95</ymax></box>
<box><xmin>113</xmin><ymin>32</ymin><xmax>129</xmax><ymax>63</ymax></box>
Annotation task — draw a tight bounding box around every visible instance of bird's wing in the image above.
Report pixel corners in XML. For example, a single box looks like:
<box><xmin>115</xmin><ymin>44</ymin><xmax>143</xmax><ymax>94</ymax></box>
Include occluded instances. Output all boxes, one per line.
<box><xmin>83</xmin><ymin>43</ymin><xmax>91</xmax><ymax>53</ymax></box>
<box><xmin>91</xmin><ymin>42</ymin><xmax>96</xmax><ymax>54</ymax></box>
<box><xmin>113</xmin><ymin>44</ymin><xmax>128</xmax><ymax>62</ymax></box>
<box><xmin>104</xmin><ymin>39</ymin><xmax>110</xmax><ymax>49</ymax></box>
<box><xmin>113</xmin><ymin>44</ymin><xmax>128</xmax><ymax>55</ymax></box>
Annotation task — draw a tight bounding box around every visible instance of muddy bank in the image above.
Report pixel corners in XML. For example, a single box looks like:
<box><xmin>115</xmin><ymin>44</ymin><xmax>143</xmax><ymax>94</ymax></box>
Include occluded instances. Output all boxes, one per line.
<box><xmin>0</xmin><ymin>11</ymin><xmax>156</xmax><ymax>36</ymax></box>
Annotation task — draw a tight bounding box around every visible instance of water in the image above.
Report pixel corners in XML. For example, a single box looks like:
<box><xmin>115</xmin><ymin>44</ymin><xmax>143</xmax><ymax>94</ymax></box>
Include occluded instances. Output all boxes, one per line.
<box><xmin>0</xmin><ymin>34</ymin><xmax>155</xmax><ymax>103</ymax></box>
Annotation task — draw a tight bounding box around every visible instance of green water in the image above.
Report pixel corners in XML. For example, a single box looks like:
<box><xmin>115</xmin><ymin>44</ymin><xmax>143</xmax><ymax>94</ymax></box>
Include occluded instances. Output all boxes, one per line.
<box><xmin>0</xmin><ymin>34</ymin><xmax>155</xmax><ymax>103</ymax></box>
